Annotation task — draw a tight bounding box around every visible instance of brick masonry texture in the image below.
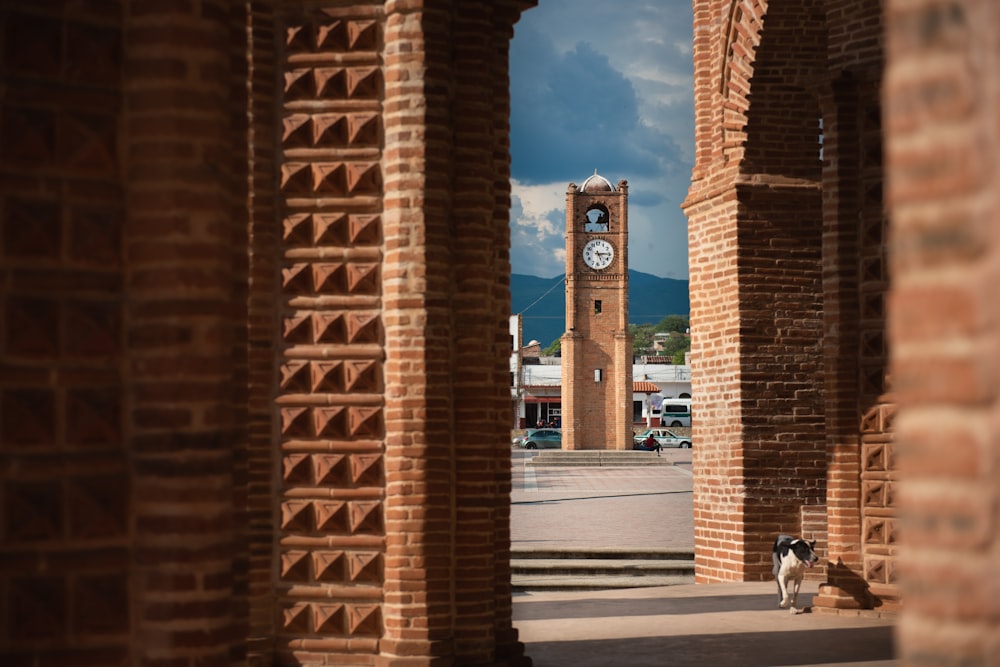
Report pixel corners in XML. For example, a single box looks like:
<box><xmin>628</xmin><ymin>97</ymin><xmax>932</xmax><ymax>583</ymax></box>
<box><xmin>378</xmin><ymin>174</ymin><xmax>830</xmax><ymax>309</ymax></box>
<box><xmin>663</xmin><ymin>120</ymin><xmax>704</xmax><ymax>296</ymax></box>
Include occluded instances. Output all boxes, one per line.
<box><xmin>562</xmin><ymin>183</ymin><xmax>633</xmax><ymax>452</ymax></box>
<box><xmin>0</xmin><ymin>1</ymin><xmax>997</xmax><ymax>666</ymax></box>
<box><xmin>684</xmin><ymin>0</ymin><xmax>887</xmax><ymax>601</ymax></box>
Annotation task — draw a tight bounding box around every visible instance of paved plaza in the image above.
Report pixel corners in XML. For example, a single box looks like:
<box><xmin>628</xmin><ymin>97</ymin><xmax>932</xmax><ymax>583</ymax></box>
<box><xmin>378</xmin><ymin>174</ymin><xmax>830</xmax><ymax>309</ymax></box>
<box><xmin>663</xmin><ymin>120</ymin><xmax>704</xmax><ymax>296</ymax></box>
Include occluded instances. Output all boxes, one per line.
<box><xmin>509</xmin><ymin>450</ymin><xmax>897</xmax><ymax>667</ymax></box>
<box><xmin>513</xmin><ymin>581</ymin><xmax>896</xmax><ymax>667</ymax></box>
<box><xmin>511</xmin><ymin>449</ymin><xmax>694</xmax><ymax>551</ymax></box>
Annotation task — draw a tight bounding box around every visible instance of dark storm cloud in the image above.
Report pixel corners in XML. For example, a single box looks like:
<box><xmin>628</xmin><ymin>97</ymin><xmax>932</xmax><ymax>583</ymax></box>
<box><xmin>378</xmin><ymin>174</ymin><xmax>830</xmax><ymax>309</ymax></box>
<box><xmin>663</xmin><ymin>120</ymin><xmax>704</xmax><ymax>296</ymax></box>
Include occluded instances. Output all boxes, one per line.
<box><xmin>510</xmin><ymin>23</ymin><xmax>682</xmax><ymax>186</ymax></box>
<box><xmin>508</xmin><ymin>0</ymin><xmax>694</xmax><ymax>279</ymax></box>
<box><xmin>627</xmin><ymin>188</ymin><xmax>666</xmax><ymax>208</ymax></box>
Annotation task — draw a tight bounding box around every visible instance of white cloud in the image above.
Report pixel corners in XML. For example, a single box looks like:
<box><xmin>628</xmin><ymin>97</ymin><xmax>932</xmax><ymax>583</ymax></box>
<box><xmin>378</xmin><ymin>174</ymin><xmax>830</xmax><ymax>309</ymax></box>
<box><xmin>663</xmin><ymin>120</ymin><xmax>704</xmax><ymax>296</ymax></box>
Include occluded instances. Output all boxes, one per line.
<box><xmin>511</xmin><ymin>180</ymin><xmax>565</xmax><ymax>236</ymax></box>
<box><xmin>511</xmin><ymin>180</ymin><xmax>568</xmax><ymax>278</ymax></box>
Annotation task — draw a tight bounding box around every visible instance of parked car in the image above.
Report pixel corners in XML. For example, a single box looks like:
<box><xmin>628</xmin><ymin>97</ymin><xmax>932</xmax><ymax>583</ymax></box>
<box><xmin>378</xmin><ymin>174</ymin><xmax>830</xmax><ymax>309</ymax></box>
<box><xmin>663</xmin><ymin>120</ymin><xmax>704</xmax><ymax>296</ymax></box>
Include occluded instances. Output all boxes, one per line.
<box><xmin>513</xmin><ymin>428</ymin><xmax>562</xmax><ymax>450</ymax></box>
<box><xmin>632</xmin><ymin>428</ymin><xmax>691</xmax><ymax>449</ymax></box>
<box><xmin>657</xmin><ymin>399</ymin><xmax>692</xmax><ymax>427</ymax></box>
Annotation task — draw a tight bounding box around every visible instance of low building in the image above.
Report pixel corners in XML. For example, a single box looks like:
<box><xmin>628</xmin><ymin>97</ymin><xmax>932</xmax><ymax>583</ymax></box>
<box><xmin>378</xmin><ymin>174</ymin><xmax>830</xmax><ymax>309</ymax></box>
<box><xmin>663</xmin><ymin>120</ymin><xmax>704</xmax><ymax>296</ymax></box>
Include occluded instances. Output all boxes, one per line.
<box><xmin>511</xmin><ymin>316</ymin><xmax>691</xmax><ymax>428</ymax></box>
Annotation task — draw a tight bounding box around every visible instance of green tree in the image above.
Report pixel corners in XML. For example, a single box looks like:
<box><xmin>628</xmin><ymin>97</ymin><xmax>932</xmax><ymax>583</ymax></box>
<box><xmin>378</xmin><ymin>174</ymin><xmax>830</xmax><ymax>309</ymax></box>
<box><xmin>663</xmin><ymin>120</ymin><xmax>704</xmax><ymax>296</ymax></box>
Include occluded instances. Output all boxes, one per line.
<box><xmin>629</xmin><ymin>323</ymin><xmax>656</xmax><ymax>355</ymax></box>
<box><xmin>630</xmin><ymin>314</ymin><xmax>690</xmax><ymax>359</ymax></box>
<box><xmin>658</xmin><ymin>331</ymin><xmax>690</xmax><ymax>360</ymax></box>
<box><xmin>542</xmin><ymin>338</ymin><xmax>561</xmax><ymax>356</ymax></box>
<box><xmin>656</xmin><ymin>314</ymin><xmax>689</xmax><ymax>334</ymax></box>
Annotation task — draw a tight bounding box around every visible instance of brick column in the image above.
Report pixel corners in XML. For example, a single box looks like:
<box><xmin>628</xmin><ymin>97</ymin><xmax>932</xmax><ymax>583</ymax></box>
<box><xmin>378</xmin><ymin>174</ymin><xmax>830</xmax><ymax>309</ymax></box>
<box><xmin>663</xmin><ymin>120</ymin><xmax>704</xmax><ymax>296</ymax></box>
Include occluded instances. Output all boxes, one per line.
<box><xmin>124</xmin><ymin>2</ymin><xmax>241</xmax><ymax>663</ymax></box>
<box><xmin>685</xmin><ymin>0</ymin><xmax>829</xmax><ymax>583</ymax></box>
<box><xmin>812</xmin><ymin>74</ymin><xmax>866</xmax><ymax>610</ymax></box>
<box><xmin>613</xmin><ymin>331</ymin><xmax>634</xmax><ymax>450</ymax></box>
<box><xmin>245</xmin><ymin>3</ymin><xmax>279</xmax><ymax>663</ymax></box>
<box><xmin>378</xmin><ymin>2</ymin><xmax>439</xmax><ymax>660</ymax></box>
<box><xmin>886</xmin><ymin>0</ymin><xmax>1000</xmax><ymax>662</ymax></box>
<box><xmin>0</xmin><ymin>4</ymin><xmax>131</xmax><ymax>664</ymax></box>
<box><xmin>685</xmin><ymin>0</ymin><xmax>765</xmax><ymax>583</ymax></box>
<box><xmin>488</xmin><ymin>6</ymin><xmax>528</xmax><ymax>662</ymax></box>
<box><xmin>271</xmin><ymin>3</ymin><xmax>386</xmax><ymax>664</ymax></box>
<box><xmin>379</xmin><ymin>1</ymin><xmax>528</xmax><ymax>665</ymax></box>
<box><xmin>684</xmin><ymin>183</ymin><xmax>746</xmax><ymax>582</ymax></box>
<box><xmin>451</xmin><ymin>1</ymin><xmax>505</xmax><ymax>661</ymax></box>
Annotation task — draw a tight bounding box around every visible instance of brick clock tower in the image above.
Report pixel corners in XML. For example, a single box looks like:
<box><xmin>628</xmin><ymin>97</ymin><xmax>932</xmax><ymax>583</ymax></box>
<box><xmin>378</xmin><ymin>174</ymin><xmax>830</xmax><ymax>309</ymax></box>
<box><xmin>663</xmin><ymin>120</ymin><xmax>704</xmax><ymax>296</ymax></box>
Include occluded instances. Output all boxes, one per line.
<box><xmin>561</xmin><ymin>172</ymin><xmax>633</xmax><ymax>450</ymax></box>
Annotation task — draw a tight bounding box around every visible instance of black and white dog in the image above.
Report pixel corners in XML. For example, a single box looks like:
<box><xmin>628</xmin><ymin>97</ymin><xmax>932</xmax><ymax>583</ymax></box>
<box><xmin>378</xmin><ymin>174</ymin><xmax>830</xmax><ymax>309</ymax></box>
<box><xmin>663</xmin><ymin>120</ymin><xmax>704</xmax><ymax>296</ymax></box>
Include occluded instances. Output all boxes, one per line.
<box><xmin>771</xmin><ymin>534</ymin><xmax>820</xmax><ymax>613</ymax></box>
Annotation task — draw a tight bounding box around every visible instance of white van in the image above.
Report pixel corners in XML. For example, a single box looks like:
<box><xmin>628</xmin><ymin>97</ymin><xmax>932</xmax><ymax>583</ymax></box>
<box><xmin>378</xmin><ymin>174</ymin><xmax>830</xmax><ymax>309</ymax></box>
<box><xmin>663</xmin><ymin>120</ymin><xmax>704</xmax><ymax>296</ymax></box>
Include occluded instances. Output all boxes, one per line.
<box><xmin>658</xmin><ymin>398</ymin><xmax>691</xmax><ymax>427</ymax></box>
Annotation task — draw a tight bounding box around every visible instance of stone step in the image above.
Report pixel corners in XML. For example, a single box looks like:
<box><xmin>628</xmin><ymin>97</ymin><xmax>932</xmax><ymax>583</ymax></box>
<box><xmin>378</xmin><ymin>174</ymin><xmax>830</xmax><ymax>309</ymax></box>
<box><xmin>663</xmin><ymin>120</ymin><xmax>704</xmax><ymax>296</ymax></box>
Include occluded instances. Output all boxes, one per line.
<box><xmin>512</xmin><ymin>572</ymin><xmax>695</xmax><ymax>591</ymax></box>
<box><xmin>526</xmin><ymin>450</ymin><xmax>676</xmax><ymax>466</ymax></box>
<box><xmin>513</xmin><ymin>548</ymin><xmax>693</xmax><ymax>560</ymax></box>
<box><xmin>511</xmin><ymin>549</ymin><xmax>695</xmax><ymax>591</ymax></box>
<box><xmin>513</xmin><ymin>558</ymin><xmax>695</xmax><ymax>576</ymax></box>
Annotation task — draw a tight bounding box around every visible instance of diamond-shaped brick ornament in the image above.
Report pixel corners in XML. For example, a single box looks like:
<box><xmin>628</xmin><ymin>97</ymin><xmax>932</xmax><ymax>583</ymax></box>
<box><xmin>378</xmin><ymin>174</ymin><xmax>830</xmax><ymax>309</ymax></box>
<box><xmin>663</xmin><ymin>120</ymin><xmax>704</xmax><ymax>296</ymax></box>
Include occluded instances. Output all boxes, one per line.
<box><xmin>347</xmin><ymin>604</ymin><xmax>380</xmax><ymax>636</ymax></box>
<box><xmin>312</xmin><ymin>551</ymin><xmax>345</xmax><ymax>582</ymax></box>
<box><xmin>280</xmin><ymin>550</ymin><xmax>310</xmax><ymax>581</ymax></box>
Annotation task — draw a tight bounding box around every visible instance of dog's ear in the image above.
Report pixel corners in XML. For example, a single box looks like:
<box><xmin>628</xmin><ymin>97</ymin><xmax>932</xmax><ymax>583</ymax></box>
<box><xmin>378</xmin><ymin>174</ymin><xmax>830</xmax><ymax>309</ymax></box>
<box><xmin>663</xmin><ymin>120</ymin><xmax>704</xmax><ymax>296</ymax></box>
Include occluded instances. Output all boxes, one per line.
<box><xmin>809</xmin><ymin>540</ymin><xmax>816</xmax><ymax>549</ymax></box>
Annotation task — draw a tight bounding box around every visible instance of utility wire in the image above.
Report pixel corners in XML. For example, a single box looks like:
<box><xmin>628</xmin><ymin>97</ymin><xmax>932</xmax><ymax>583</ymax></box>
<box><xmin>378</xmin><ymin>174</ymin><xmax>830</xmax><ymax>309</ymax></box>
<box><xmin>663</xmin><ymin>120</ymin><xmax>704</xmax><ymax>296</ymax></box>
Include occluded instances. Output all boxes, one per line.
<box><xmin>516</xmin><ymin>275</ymin><xmax>564</xmax><ymax>315</ymax></box>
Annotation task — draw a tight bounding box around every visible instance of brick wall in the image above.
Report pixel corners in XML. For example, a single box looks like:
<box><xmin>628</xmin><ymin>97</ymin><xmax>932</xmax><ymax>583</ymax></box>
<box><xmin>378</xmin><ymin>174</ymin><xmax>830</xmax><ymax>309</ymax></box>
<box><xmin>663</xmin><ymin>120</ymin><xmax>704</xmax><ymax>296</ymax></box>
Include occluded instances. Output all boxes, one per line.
<box><xmin>245</xmin><ymin>2</ymin><xmax>279</xmax><ymax>663</ymax></box>
<box><xmin>686</xmin><ymin>0</ymin><xmax>831</xmax><ymax>583</ymax></box>
<box><xmin>562</xmin><ymin>186</ymin><xmax>633</xmax><ymax>451</ymax></box>
<box><xmin>124</xmin><ymin>1</ymin><xmax>246</xmax><ymax>663</ymax></box>
<box><xmin>814</xmin><ymin>71</ymin><xmax>868</xmax><ymax>610</ymax></box>
<box><xmin>885</xmin><ymin>0</ymin><xmax>1000</xmax><ymax>662</ymax></box>
<box><xmin>684</xmin><ymin>0</ymin><xmax>902</xmax><ymax>605</ymax></box>
<box><xmin>0</xmin><ymin>1</ymin><xmax>252</xmax><ymax>663</ymax></box>
<box><xmin>271</xmin><ymin>2</ymin><xmax>386</xmax><ymax>664</ymax></box>
<box><xmin>0</xmin><ymin>3</ymin><xmax>131</xmax><ymax>663</ymax></box>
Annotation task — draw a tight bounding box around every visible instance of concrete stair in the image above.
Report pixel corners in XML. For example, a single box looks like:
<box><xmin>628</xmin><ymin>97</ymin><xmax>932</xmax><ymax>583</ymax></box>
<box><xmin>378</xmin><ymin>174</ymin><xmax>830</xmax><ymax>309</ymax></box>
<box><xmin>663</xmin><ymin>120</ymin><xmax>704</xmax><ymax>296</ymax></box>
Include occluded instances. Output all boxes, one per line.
<box><xmin>526</xmin><ymin>450</ymin><xmax>676</xmax><ymax>466</ymax></box>
<box><xmin>511</xmin><ymin>548</ymin><xmax>695</xmax><ymax>591</ymax></box>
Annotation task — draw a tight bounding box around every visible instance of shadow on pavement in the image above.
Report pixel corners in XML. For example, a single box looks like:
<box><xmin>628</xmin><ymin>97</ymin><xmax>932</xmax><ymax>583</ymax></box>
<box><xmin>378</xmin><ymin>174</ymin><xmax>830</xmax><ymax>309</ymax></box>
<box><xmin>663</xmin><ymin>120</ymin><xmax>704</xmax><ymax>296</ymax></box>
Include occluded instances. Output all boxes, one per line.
<box><xmin>523</xmin><ymin>626</ymin><xmax>895</xmax><ymax>667</ymax></box>
<box><xmin>514</xmin><ymin>592</ymin><xmax>783</xmax><ymax>620</ymax></box>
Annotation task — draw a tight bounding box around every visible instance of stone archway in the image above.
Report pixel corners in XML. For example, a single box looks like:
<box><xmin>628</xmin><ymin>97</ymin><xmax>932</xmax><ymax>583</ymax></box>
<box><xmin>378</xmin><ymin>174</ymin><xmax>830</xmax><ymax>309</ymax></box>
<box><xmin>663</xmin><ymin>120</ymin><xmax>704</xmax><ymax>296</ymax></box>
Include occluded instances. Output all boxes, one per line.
<box><xmin>4</xmin><ymin>1</ymin><xmax>1000</xmax><ymax>665</ymax></box>
<box><xmin>683</xmin><ymin>0</ymin><xmax>894</xmax><ymax>611</ymax></box>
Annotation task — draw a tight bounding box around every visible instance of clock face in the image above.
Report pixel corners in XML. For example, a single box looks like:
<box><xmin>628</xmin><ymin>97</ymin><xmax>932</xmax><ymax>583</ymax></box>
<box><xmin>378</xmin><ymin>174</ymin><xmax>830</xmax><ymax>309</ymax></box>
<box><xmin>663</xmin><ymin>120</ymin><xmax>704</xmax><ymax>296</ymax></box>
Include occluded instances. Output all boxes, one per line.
<box><xmin>582</xmin><ymin>239</ymin><xmax>615</xmax><ymax>270</ymax></box>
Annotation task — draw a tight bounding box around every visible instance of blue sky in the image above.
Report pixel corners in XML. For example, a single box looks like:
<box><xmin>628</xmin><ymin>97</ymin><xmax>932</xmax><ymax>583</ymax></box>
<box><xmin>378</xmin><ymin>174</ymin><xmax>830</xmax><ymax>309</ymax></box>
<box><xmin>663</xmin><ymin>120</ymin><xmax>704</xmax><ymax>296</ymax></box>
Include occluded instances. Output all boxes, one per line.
<box><xmin>509</xmin><ymin>0</ymin><xmax>694</xmax><ymax>280</ymax></box>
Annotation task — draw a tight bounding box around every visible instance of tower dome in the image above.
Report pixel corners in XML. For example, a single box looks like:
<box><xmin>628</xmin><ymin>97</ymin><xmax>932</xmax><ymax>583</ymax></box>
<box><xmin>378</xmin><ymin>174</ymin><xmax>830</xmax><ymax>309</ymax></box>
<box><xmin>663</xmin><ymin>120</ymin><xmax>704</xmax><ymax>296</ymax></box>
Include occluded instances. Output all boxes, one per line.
<box><xmin>579</xmin><ymin>170</ymin><xmax>615</xmax><ymax>193</ymax></box>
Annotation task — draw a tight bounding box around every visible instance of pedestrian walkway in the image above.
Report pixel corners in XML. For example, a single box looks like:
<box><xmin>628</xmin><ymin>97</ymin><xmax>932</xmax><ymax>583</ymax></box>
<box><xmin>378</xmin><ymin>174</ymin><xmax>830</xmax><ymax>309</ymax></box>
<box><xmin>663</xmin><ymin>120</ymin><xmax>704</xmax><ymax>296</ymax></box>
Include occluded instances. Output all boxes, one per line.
<box><xmin>512</xmin><ymin>451</ymin><xmax>693</xmax><ymax>551</ymax></box>
<box><xmin>509</xmin><ymin>451</ymin><xmax>897</xmax><ymax>666</ymax></box>
<box><xmin>514</xmin><ymin>582</ymin><xmax>896</xmax><ymax>667</ymax></box>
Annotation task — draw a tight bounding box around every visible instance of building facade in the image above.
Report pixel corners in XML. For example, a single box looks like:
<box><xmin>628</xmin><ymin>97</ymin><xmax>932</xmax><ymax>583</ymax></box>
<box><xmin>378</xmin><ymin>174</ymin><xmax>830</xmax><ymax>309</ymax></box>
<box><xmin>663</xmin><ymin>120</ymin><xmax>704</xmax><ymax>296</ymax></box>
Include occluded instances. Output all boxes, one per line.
<box><xmin>509</xmin><ymin>323</ymin><xmax>693</xmax><ymax>430</ymax></box>
<box><xmin>0</xmin><ymin>1</ymin><xmax>996</xmax><ymax>666</ymax></box>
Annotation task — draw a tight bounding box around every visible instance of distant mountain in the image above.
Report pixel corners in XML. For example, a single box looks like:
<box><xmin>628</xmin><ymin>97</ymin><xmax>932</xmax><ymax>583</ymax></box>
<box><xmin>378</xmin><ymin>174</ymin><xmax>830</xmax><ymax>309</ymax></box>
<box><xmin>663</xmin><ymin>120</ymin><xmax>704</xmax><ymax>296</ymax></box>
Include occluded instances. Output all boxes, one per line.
<box><xmin>511</xmin><ymin>270</ymin><xmax>690</xmax><ymax>349</ymax></box>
